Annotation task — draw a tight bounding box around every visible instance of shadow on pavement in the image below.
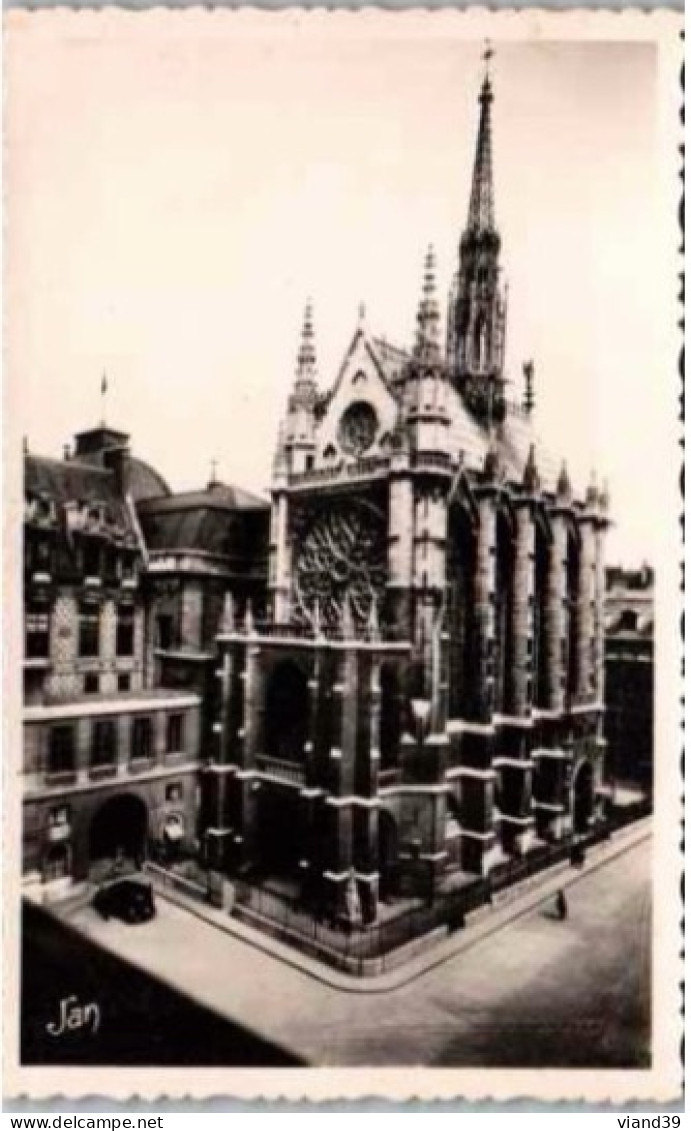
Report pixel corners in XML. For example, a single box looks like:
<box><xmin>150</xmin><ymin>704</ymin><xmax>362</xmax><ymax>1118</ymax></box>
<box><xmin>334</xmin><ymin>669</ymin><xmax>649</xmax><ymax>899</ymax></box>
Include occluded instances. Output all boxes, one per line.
<box><xmin>20</xmin><ymin>900</ymin><xmax>303</xmax><ymax>1067</ymax></box>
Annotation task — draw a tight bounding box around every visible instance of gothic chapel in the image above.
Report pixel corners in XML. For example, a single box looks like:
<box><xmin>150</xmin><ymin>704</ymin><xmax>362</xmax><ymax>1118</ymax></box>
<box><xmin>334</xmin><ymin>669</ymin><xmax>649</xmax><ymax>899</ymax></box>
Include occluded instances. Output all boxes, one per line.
<box><xmin>209</xmin><ymin>67</ymin><xmax>610</xmax><ymax>920</ymax></box>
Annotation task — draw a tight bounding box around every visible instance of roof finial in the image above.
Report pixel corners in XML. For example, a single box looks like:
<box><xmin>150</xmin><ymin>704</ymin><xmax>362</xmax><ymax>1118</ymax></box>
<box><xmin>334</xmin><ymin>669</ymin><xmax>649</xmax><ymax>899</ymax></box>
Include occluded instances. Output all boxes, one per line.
<box><xmin>413</xmin><ymin>244</ymin><xmax>441</xmax><ymax>361</ymax></box>
<box><xmin>208</xmin><ymin>458</ymin><xmax>218</xmax><ymax>488</ymax></box>
<box><xmin>467</xmin><ymin>46</ymin><xmax>496</xmax><ymax>232</ymax></box>
<box><xmin>357</xmin><ymin>301</ymin><xmax>367</xmax><ymax>327</ymax></box>
<box><xmin>586</xmin><ymin>469</ymin><xmax>599</xmax><ymax>508</ymax></box>
<box><xmin>483</xmin><ymin>39</ymin><xmax>494</xmax><ymax>80</ymax></box>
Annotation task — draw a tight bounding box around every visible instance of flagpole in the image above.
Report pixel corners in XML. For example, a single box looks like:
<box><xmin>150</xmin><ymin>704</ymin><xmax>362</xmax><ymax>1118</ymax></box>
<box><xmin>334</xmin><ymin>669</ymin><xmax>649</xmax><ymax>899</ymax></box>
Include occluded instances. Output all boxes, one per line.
<box><xmin>100</xmin><ymin>371</ymin><xmax>108</xmax><ymax>427</ymax></box>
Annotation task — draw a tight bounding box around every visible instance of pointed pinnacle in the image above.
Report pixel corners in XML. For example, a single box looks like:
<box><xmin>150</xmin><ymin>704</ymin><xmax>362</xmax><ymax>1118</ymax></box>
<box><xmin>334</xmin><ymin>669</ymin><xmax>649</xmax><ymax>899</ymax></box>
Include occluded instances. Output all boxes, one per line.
<box><xmin>556</xmin><ymin>460</ymin><xmax>572</xmax><ymax>503</ymax></box>
<box><xmin>523</xmin><ymin>442</ymin><xmax>540</xmax><ymax>493</ymax></box>
<box><xmin>295</xmin><ymin>299</ymin><xmax>317</xmax><ymax>383</ymax></box>
<box><xmin>244</xmin><ymin>601</ymin><xmax>255</xmax><ymax>634</ymax></box>
<box><xmin>414</xmin><ymin>243</ymin><xmax>441</xmax><ymax>361</ymax></box>
<box><xmin>341</xmin><ymin>592</ymin><xmax>356</xmax><ymax>640</ymax></box>
<box><xmin>220</xmin><ymin>591</ymin><xmax>236</xmax><ymax>634</ymax></box>
<box><xmin>586</xmin><ymin>469</ymin><xmax>599</xmax><ymax>508</ymax></box>
<box><xmin>367</xmin><ymin>597</ymin><xmax>381</xmax><ymax>642</ymax></box>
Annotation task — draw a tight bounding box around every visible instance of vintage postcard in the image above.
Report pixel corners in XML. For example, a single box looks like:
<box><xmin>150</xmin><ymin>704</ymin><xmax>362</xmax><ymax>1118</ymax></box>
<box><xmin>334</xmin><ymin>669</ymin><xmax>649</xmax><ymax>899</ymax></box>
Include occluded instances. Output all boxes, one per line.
<box><xmin>4</xmin><ymin>6</ymin><xmax>683</xmax><ymax>1106</ymax></box>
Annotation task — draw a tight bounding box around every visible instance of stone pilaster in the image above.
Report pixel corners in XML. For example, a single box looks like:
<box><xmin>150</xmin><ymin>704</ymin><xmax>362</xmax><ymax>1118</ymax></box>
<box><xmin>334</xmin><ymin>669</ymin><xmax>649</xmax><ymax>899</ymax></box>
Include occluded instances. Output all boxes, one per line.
<box><xmin>271</xmin><ymin>490</ymin><xmax>292</xmax><ymax>623</ymax></box>
<box><xmin>546</xmin><ymin>512</ymin><xmax>568</xmax><ymax>714</ymax></box>
<box><xmin>472</xmin><ymin>492</ymin><xmax>497</xmax><ymax>722</ymax></box>
<box><xmin>180</xmin><ymin>579</ymin><xmax>203</xmax><ymax>650</ymax></box>
<box><xmin>386</xmin><ymin>458</ymin><xmax>414</xmax><ymax>638</ymax></box>
<box><xmin>593</xmin><ymin>521</ymin><xmax>607</xmax><ymax>707</ymax></box>
<box><xmin>321</xmin><ymin>647</ymin><xmax>357</xmax><ymax>916</ymax></box>
<box><xmin>242</xmin><ymin>637</ymin><xmax>263</xmax><ymax>771</ymax></box>
<box><xmin>576</xmin><ymin>516</ymin><xmax>597</xmax><ymax>704</ymax></box>
<box><xmin>510</xmin><ymin>502</ymin><xmax>535</xmax><ymax>718</ymax></box>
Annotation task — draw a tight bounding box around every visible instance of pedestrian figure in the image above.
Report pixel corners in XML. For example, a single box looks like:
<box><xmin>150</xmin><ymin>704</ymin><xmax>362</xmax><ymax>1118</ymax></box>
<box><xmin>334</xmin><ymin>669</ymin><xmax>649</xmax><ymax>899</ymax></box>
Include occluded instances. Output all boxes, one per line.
<box><xmin>555</xmin><ymin>888</ymin><xmax>568</xmax><ymax>921</ymax></box>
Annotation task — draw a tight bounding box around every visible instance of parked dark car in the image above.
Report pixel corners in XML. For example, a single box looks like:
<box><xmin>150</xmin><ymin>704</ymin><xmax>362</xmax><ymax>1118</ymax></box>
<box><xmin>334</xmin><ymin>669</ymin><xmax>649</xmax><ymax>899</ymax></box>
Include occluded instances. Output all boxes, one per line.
<box><xmin>93</xmin><ymin>877</ymin><xmax>156</xmax><ymax>924</ymax></box>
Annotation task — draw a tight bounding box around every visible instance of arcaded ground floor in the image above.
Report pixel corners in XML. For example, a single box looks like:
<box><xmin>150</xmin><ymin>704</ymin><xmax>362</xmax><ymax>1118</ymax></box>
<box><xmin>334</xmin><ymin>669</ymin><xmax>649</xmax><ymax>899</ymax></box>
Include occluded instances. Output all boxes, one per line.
<box><xmin>26</xmin><ymin>830</ymin><xmax>651</xmax><ymax>1068</ymax></box>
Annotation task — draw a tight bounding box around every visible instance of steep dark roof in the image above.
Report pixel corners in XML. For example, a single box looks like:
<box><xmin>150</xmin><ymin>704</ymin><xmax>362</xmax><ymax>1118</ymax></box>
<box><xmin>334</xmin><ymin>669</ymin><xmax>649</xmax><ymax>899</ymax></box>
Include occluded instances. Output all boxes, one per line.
<box><xmin>137</xmin><ymin>481</ymin><xmax>269</xmax><ymax>559</ymax></box>
<box><xmin>24</xmin><ymin>455</ymin><xmax>137</xmax><ymax>543</ymax></box>
<box><xmin>139</xmin><ymin>481</ymin><xmax>268</xmax><ymax>514</ymax></box>
<box><xmin>26</xmin><ymin>455</ymin><xmax>118</xmax><ymax>505</ymax></box>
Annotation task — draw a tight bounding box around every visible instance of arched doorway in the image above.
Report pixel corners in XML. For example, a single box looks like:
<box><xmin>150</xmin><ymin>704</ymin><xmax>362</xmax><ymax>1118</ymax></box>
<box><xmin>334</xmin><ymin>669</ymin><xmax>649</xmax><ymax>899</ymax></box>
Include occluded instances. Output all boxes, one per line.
<box><xmin>255</xmin><ymin>784</ymin><xmax>304</xmax><ymax>878</ymax></box>
<box><xmin>89</xmin><ymin>793</ymin><xmax>148</xmax><ymax>872</ymax></box>
<box><xmin>378</xmin><ymin>810</ymin><xmax>399</xmax><ymax>901</ymax></box>
<box><xmin>573</xmin><ymin>761</ymin><xmax>594</xmax><ymax>834</ymax></box>
<box><xmin>265</xmin><ymin>659</ymin><xmax>309</xmax><ymax>762</ymax></box>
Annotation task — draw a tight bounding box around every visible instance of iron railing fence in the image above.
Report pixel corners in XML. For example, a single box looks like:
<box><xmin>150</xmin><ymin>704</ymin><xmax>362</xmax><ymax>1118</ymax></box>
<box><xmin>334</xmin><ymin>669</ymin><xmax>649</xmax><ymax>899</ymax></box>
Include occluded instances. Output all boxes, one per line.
<box><xmin>232</xmin><ymin>872</ymin><xmax>489</xmax><ymax>971</ymax></box>
<box><xmin>231</xmin><ymin>802</ymin><xmax>652</xmax><ymax>972</ymax></box>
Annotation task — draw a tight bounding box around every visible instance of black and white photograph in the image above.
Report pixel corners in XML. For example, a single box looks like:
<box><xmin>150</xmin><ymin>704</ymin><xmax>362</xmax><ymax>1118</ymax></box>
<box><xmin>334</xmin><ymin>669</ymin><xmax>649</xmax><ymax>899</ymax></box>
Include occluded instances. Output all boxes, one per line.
<box><xmin>5</xmin><ymin>7</ymin><xmax>682</xmax><ymax>1105</ymax></box>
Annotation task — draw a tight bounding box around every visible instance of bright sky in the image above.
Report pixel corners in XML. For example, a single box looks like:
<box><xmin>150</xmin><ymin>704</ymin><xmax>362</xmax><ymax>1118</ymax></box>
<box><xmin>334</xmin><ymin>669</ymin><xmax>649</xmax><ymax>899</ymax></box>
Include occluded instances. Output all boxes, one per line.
<box><xmin>7</xmin><ymin>13</ymin><xmax>677</xmax><ymax>567</ymax></box>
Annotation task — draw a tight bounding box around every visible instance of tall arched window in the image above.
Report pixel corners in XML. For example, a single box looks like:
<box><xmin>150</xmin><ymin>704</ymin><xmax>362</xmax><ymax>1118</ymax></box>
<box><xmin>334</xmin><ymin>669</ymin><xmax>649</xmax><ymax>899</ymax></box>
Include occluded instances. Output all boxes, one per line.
<box><xmin>447</xmin><ymin>505</ymin><xmax>477</xmax><ymax>719</ymax></box>
<box><xmin>495</xmin><ymin>508</ymin><xmax>516</xmax><ymax>715</ymax></box>
<box><xmin>534</xmin><ymin>521</ymin><xmax>550</xmax><ymax>708</ymax></box>
<box><xmin>265</xmin><ymin>660</ymin><xmax>310</xmax><ymax>762</ymax></box>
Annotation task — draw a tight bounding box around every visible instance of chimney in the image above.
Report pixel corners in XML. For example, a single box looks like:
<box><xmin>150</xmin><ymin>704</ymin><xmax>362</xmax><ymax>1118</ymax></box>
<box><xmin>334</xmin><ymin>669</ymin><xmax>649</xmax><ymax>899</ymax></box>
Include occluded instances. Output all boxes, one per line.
<box><xmin>102</xmin><ymin>444</ymin><xmax>130</xmax><ymax>498</ymax></box>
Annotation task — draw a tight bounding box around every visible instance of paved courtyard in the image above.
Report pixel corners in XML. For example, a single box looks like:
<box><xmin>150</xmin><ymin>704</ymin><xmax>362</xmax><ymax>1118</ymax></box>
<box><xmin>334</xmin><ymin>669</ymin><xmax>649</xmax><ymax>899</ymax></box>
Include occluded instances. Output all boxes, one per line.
<box><xmin>56</xmin><ymin>832</ymin><xmax>652</xmax><ymax>1067</ymax></box>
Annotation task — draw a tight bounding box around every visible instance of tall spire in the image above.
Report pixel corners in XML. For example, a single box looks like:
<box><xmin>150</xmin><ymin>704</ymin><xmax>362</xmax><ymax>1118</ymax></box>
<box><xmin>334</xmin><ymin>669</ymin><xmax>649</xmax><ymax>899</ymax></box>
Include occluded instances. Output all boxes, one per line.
<box><xmin>279</xmin><ymin>300</ymin><xmax>319</xmax><ymax>476</ymax></box>
<box><xmin>452</xmin><ymin>50</ymin><xmax>507</xmax><ymax>428</ymax></box>
<box><xmin>413</xmin><ymin>244</ymin><xmax>441</xmax><ymax>362</ymax></box>
<box><xmin>467</xmin><ymin>50</ymin><xmax>495</xmax><ymax>233</ymax></box>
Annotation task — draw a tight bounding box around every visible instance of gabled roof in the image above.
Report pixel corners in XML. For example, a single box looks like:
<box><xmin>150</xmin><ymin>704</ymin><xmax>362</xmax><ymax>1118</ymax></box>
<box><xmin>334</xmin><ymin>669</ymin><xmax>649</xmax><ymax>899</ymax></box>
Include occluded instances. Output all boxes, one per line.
<box><xmin>371</xmin><ymin>338</ymin><xmax>410</xmax><ymax>389</ymax></box>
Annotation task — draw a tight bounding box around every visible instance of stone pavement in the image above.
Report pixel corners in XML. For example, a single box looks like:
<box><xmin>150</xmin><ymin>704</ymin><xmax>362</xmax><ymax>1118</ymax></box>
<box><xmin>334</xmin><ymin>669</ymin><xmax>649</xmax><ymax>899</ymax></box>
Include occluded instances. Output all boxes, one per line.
<box><xmin>142</xmin><ymin>816</ymin><xmax>651</xmax><ymax>993</ymax></box>
<box><xmin>61</xmin><ymin>820</ymin><xmax>651</xmax><ymax>1066</ymax></box>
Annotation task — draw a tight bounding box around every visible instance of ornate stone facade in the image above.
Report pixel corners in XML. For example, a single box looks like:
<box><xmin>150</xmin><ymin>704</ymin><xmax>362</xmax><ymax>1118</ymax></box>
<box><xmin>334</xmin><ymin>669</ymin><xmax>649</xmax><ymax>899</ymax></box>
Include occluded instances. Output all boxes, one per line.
<box><xmin>208</xmin><ymin>69</ymin><xmax>610</xmax><ymax>917</ymax></box>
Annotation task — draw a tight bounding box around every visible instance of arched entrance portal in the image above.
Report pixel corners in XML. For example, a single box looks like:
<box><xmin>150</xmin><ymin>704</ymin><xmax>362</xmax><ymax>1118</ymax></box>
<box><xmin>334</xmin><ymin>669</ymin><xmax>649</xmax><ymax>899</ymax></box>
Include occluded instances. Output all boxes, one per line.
<box><xmin>265</xmin><ymin>660</ymin><xmax>310</xmax><ymax>763</ymax></box>
<box><xmin>378</xmin><ymin>810</ymin><xmax>399</xmax><ymax>902</ymax></box>
<box><xmin>573</xmin><ymin>761</ymin><xmax>594</xmax><ymax>834</ymax></box>
<box><xmin>89</xmin><ymin>793</ymin><xmax>148</xmax><ymax>873</ymax></box>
